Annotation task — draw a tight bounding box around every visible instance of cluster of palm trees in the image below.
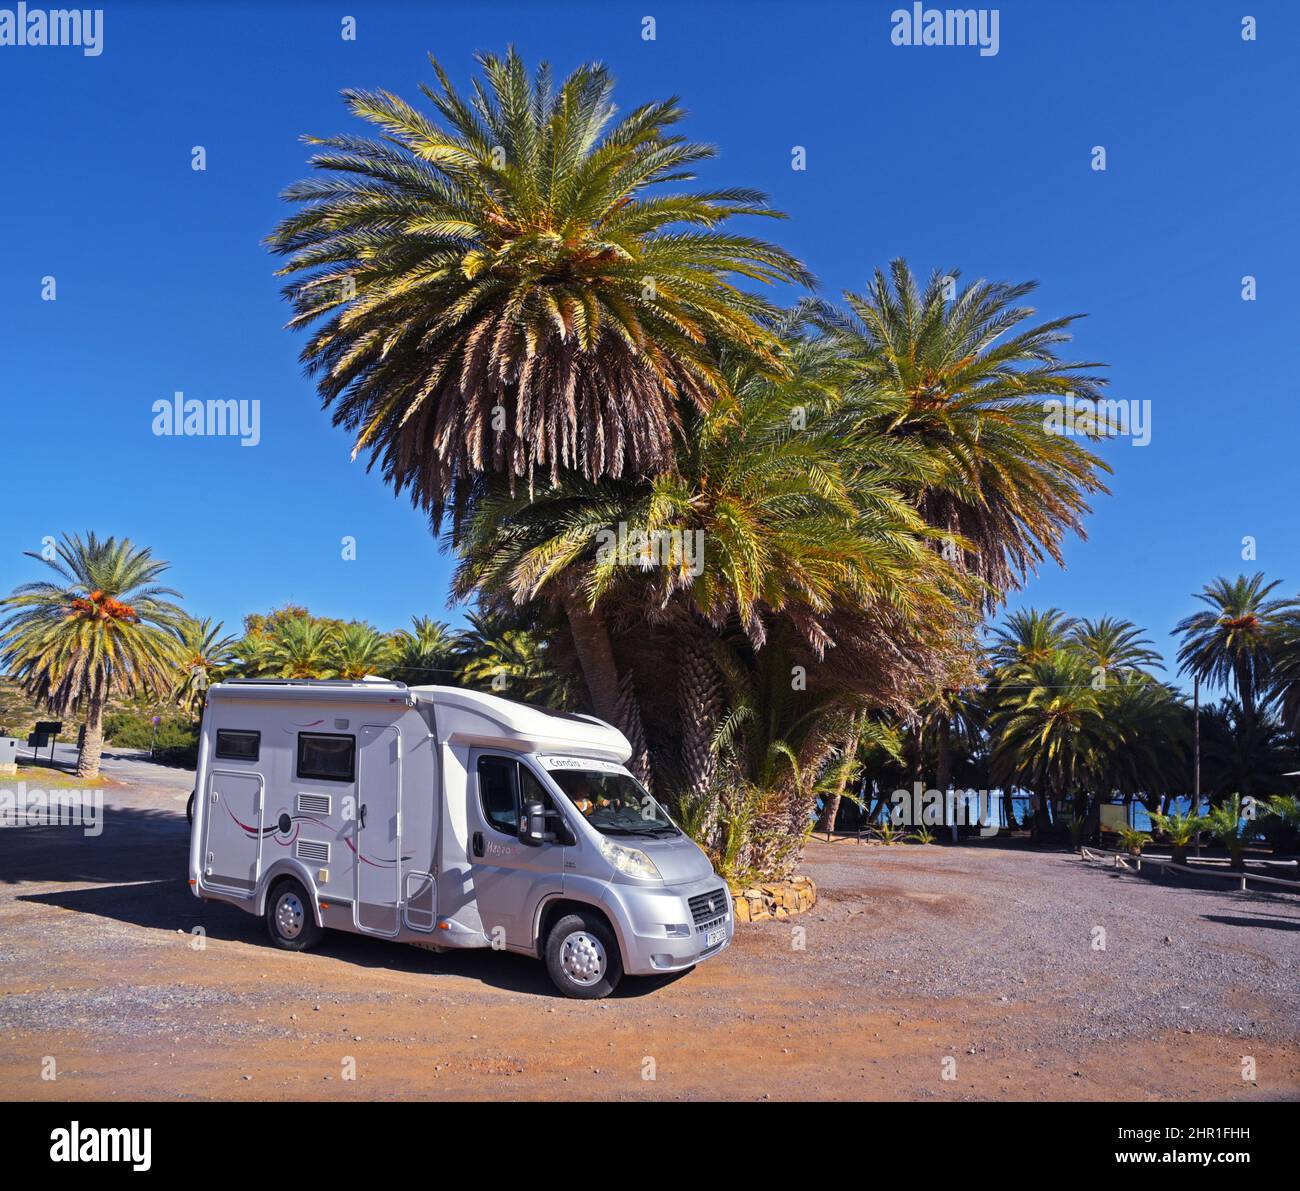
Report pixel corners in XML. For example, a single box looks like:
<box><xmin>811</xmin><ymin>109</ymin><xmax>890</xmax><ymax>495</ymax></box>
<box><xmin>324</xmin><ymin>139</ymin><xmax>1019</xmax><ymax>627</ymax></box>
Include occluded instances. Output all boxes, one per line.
<box><xmin>853</xmin><ymin>581</ymin><xmax>1300</xmax><ymax>859</ymax></box>
<box><xmin>257</xmin><ymin>49</ymin><xmax>1123</xmax><ymax>875</ymax></box>
<box><xmin>6</xmin><ymin>53</ymin><xmax>1296</xmax><ymax>878</ymax></box>
<box><xmin>0</xmin><ymin>533</ymin><xmax>577</xmax><ymax>778</ymax></box>
<box><xmin>206</xmin><ymin>607</ymin><xmax>579</xmax><ymax>706</ymax></box>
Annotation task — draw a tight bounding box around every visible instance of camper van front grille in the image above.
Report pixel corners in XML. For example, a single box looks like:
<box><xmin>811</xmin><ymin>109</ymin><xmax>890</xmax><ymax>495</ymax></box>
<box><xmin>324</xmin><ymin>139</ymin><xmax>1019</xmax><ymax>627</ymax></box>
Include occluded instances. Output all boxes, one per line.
<box><xmin>295</xmin><ymin>839</ymin><xmax>331</xmax><ymax>864</ymax></box>
<box><xmin>296</xmin><ymin>793</ymin><xmax>332</xmax><ymax>816</ymax></box>
<box><xmin>688</xmin><ymin>888</ymin><xmax>728</xmax><ymax>927</ymax></box>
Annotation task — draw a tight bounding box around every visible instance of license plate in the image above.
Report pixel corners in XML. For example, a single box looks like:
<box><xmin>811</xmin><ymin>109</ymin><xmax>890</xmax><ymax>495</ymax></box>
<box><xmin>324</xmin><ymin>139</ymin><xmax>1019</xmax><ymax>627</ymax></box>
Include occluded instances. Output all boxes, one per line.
<box><xmin>706</xmin><ymin>927</ymin><xmax>726</xmax><ymax>947</ymax></box>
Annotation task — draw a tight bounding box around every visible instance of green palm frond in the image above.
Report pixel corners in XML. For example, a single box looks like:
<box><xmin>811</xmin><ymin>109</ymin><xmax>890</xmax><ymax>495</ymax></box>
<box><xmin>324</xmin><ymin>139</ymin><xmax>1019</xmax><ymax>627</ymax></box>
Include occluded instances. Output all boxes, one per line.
<box><xmin>268</xmin><ymin>47</ymin><xmax>813</xmax><ymax>525</ymax></box>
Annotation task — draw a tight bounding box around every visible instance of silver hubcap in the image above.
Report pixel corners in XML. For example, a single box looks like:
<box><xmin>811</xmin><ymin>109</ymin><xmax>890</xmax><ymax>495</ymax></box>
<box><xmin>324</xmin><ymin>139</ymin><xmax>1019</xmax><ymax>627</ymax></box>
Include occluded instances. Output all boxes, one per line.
<box><xmin>559</xmin><ymin>930</ymin><xmax>606</xmax><ymax>986</ymax></box>
<box><xmin>275</xmin><ymin>891</ymin><xmax>305</xmax><ymax>940</ymax></box>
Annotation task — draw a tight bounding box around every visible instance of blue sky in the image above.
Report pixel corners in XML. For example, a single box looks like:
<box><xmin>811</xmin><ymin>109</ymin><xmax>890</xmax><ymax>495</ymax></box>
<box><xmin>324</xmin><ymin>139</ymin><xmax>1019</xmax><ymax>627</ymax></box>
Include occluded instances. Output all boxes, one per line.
<box><xmin>2</xmin><ymin>0</ymin><xmax>1296</xmax><ymax>695</ymax></box>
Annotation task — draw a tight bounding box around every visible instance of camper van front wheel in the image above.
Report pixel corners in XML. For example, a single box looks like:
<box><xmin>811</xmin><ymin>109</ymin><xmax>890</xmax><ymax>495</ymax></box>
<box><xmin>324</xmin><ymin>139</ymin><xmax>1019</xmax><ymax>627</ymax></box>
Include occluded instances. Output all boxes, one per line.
<box><xmin>545</xmin><ymin>912</ymin><xmax>622</xmax><ymax>999</ymax></box>
<box><xmin>265</xmin><ymin>878</ymin><xmax>323</xmax><ymax>952</ymax></box>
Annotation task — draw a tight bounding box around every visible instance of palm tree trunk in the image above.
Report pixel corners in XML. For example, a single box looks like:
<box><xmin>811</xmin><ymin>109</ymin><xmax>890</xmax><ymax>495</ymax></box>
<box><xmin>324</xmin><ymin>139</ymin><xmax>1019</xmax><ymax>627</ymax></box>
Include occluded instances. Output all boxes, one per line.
<box><xmin>1002</xmin><ymin>786</ymin><xmax>1018</xmax><ymax>832</ymax></box>
<box><xmin>815</xmin><ymin>724</ymin><xmax>862</xmax><ymax>834</ymax></box>
<box><xmin>1033</xmin><ymin>787</ymin><xmax>1053</xmax><ymax>837</ymax></box>
<box><xmin>76</xmin><ymin>679</ymin><xmax>106</xmax><ymax>780</ymax></box>
<box><xmin>558</xmin><ymin>582</ymin><xmax>652</xmax><ymax>789</ymax></box>
<box><xmin>677</xmin><ymin>615</ymin><xmax>722</xmax><ymax>801</ymax></box>
<box><xmin>935</xmin><ymin>716</ymin><xmax>953</xmax><ymax>796</ymax></box>
<box><xmin>558</xmin><ymin>582</ymin><xmax>625</xmax><ymax>724</ymax></box>
<box><xmin>614</xmin><ymin>672</ymin><xmax>654</xmax><ymax>794</ymax></box>
<box><xmin>815</xmin><ymin>790</ymin><xmax>843</xmax><ymax>835</ymax></box>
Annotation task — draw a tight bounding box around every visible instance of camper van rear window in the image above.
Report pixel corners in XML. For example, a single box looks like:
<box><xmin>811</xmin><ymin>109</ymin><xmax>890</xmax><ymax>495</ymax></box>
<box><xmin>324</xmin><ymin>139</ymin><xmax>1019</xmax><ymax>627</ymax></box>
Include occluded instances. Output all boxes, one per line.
<box><xmin>296</xmin><ymin>732</ymin><xmax>356</xmax><ymax>783</ymax></box>
<box><xmin>214</xmin><ymin>729</ymin><xmax>260</xmax><ymax>761</ymax></box>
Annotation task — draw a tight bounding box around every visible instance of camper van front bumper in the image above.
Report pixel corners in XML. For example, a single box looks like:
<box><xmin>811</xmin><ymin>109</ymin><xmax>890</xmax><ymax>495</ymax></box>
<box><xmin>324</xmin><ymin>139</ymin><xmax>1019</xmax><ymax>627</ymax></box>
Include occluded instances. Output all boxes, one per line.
<box><xmin>597</xmin><ymin>876</ymin><xmax>734</xmax><ymax>976</ymax></box>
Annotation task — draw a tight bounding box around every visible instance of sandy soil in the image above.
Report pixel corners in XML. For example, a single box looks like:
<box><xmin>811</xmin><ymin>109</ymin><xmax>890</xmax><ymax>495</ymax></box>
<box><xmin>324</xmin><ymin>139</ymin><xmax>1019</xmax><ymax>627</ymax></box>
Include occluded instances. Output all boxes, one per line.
<box><xmin>1</xmin><ymin>772</ymin><xmax>1297</xmax><ymax>1101</ymax></box>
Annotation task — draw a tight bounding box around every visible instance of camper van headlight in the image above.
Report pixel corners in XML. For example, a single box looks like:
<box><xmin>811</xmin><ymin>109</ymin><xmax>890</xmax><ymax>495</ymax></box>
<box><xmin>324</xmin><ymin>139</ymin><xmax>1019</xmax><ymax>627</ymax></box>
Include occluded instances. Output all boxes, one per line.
<box><xmin>597</xmin><ymin>835</ymin><xmax>662</xmax><ymax>881</ymax></box>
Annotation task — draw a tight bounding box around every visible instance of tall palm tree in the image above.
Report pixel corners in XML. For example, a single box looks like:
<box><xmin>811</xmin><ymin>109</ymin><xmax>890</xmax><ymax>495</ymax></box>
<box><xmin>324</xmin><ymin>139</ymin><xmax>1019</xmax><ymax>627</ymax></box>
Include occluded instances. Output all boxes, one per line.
<box><xmin>1175</xmin><ymin>573</ymin><xmax>1287</xmax><ymax>730</ymax></box>
<box><xmin>990</xmin><ymin>650</ymin><xmax>1112</xmax><ymax>836</ymax></box>
<box><xmin>1094</xmin><ymin>673</ymin><xmax>1188</xmax><ymax>814</ymax></box>
<box><xmin>1198</xmin><ymin>700</ymin><xmax>1295</xmax><ymax>803</ymax></box>
<box><xmin>456</xmin><ymin>612</ymin><xmax>580</xmax><ymax>708</ymax></box>
<box><xmin>1068</xmin><ymin>616</ymin><xmax>1164</xmax><ymax>679</ymax></box>
<box><xmin>330</xmin><ymin>623</ymin><xmax>396</xmax><ymax>679</ymax></box>
<box><xmin>268</xmin><ymin>48</ymin><xmax>811</xmax><ymax>739</ymax></box>
<box><xmin>0</xmin><ymin>533</ymin><xmax>185</xmax><ymax>778</ymax></box>
<box><xmin>453</xmin><ymin>330</ymin><xmax>976</xmax><ymax>797</ymax></box>
<box><xmin>265</xmin><ymin>617</ymin><xmax>337</xmax><ymax>679</ymax></box>
<box><xmin>267</xmin><ymin>47</ymin><xmax>811</xmax><ymax>523</ymax></box>
<box><xmin>1269</xmin><ymin>598</ymin><xmax>1300</xmax><ymax>734</ymax></box>
<box><xmin>390</xmin><ymin>615</ymin><xmax>459</xmax><ymax>686</ymax></box>
<box><xmin>810</xmin><ymin>261</ymin><xmax>1112</xmax><ymax>598</ymax></box>
<box><xmin>173</xmin><ymin>616</ymin><xmax>238</xmax><ymax>717</ymax></box>
<box><xmin>987</xmin><ymin>607</ymin><xmax>1077</xmax><ymax>672</ymax></box>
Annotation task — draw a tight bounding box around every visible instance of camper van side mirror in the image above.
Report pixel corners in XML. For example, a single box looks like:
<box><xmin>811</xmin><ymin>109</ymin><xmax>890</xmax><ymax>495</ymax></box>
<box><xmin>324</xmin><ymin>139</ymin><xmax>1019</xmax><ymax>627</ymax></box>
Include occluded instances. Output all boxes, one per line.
<box><xmin>520</xmin><ymin>800</ymin><xmax>556</xmax><ymax>846</ymax></box>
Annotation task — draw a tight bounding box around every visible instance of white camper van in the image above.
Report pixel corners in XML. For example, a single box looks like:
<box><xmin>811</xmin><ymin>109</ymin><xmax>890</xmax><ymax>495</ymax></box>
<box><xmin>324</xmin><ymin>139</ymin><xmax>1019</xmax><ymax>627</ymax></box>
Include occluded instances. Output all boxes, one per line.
<box><xmin>188</xmin><ymin>679</ymin><xmax>733</xmax><ymax>997</ymax></box>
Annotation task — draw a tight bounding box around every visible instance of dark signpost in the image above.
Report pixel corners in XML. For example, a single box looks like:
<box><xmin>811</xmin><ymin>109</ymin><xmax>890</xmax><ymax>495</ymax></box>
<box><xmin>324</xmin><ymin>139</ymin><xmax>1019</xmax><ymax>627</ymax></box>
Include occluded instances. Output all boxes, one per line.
<box><xmin>28</xmin><ymin>721</ymin><xmax>62</xmax><ymax>765</ymax></box>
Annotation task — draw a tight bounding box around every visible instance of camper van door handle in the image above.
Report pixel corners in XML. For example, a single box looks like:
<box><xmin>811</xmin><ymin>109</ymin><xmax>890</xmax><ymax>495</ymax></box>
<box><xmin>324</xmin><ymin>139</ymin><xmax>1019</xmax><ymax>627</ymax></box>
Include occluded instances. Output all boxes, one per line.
<box><xmin>358</xmin><ymin>803</ymin><xmax>367</xmax><ymax>829</ymax></box>
<box><xmin>472</xmin><ymin>831</ymin><xmax>484</xmax><ymax>858</ymax></box>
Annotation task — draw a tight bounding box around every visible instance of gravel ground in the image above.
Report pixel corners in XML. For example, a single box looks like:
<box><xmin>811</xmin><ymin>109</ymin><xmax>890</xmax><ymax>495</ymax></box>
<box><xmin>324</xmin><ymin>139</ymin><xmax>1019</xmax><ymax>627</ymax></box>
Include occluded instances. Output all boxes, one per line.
<box><xmin>1</xmin><ymin>763</ymin><xmax>1297</xmax><ymax>1100</ymax></box>
<box><xmin>792</xmin><ymin>839</ymin><xmax>1300</xmax><ymax>1045</ymax></box>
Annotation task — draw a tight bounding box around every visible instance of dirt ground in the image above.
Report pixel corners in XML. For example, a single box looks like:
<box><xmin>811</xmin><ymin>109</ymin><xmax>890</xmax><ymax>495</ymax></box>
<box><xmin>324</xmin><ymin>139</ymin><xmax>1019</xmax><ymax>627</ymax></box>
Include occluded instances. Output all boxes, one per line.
<box><xmin>1</xmin><ymin>766</ymin><xmax>1297</xmax><ymax>1101</ymax></box>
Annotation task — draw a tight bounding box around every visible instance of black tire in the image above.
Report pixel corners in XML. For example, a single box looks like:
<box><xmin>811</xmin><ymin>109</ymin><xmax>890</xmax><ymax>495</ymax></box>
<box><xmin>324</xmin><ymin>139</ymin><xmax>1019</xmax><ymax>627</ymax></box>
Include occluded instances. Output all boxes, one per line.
<box><xmin>544</xmin><ymin>911</ymin><xmax>622</xmax><ymax>999</ymax></box>
<box><xmin>185</xmin><ymin>790</ymin><xmax>195</xmax><ymax>826</ymax></box>
<box><xmin>265</xmin><ymin>878</ymin><xmax>323</xmax><ymax>952</ymax></box>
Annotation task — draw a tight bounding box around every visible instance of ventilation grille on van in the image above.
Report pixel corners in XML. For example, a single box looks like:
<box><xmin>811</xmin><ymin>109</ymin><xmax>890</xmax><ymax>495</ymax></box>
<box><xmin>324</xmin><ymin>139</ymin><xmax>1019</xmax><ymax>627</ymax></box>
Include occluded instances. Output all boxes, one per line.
<box><xmin>295</xmin><ymin>839</ymin><xmax>330</xmax><ymax>864</ymax></box>
<box><xmin>688</xmin><ymin>888</ymin><xmax>728</xmax><ymax>927</ymax></box>
<box><xmin>296</xmin><ymin>793</ymin><xmax>331</xmax><ymax>816</ymax></box>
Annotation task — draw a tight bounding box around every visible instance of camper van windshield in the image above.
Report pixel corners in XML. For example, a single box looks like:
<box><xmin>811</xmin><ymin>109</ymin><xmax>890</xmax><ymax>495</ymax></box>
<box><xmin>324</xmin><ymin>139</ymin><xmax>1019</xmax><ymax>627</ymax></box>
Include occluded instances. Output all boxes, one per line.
<box><xmin>548</xmin><ymin>770</ymin><xmax>679</xmax><ymax>838</ymax></box>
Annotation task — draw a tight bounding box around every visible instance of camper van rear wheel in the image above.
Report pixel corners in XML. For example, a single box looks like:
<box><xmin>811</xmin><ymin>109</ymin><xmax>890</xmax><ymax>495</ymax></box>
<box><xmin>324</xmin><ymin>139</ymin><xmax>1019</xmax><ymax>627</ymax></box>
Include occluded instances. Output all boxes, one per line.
<box><xmin>545</xmin><ymin>912</ymin><xmax>622</xmax><ymax>999</ymax></box>
<box><xmin>265</xmin><ymin>878</ymin><xmax>323</xmax><ymax>952</ymax></box>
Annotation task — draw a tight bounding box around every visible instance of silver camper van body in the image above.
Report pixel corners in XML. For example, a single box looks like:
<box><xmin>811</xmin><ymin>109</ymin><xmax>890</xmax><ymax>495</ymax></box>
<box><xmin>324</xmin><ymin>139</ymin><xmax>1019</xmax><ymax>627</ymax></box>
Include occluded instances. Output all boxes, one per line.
<box><xmin>188</xmin><ymin>679</ymin><xmax>732</xmax><ymax>995</ymax></box>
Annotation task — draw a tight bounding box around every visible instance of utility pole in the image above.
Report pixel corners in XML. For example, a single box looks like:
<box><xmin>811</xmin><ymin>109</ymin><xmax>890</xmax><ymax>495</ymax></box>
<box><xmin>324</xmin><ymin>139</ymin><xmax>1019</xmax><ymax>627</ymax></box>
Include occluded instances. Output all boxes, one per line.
<box><xmin>1193</xmin><ymin>674</ymin><xmax>1201</xmax><ymax>858</ymax></box>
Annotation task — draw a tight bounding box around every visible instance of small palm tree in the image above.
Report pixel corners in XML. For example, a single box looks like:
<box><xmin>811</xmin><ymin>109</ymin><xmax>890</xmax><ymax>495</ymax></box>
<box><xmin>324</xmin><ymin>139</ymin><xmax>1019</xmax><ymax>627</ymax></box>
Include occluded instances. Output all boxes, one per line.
<box><xmin>1116</xmin><ymin>825</ymin><xmax>1152</xmax><ymax>858</ymax></box>
<box><xmin>1204</xmin><ymin>794</ymin><xmax>1253</xmax><ymax>872</ymax></box>
<box><xmin>1175</xmin><ymin>573</ymin><xmax>1287</xmax><ymax>730</ymax></box>
<box><xmin>1259</xmin><ymin>794</ymin><xmax>1300</xmax><ymax>857</ymax></box>
<box><xmin>173</xmin><ymin>616</ymin><xmax>237</xmax><ymax>717</ymax></box>
<box><xmin>1150</xmin><ymin>808</ymin><xmax>1206</xmax><ymax>865</ymax></box>
<box><xmin>0</xmin><ymin>533</ymin><xmax>185</xmax><ymax>778</ymax></box>
<box><xmin>231</xmin><ymin>632</ymin><xmax>276</xmax><ymax>678</ymax></box>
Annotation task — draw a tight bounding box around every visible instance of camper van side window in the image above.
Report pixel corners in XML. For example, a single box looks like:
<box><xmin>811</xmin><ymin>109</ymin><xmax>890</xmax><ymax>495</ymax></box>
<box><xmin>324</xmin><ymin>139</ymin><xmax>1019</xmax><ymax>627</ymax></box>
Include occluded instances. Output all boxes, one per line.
<box><xmin>214</xmin><ymin>730</ymin><xmax>260</xmax><ymax>761</ymax></box>
<box><xmin>297</xmin><ymin>733</ymin><xmax>356</xmax><ymax>783</ymax></box>
<box><xmin>477</xmin><ymin>755</ymin><xmax>518</xmax><ymax>835</ymax></box>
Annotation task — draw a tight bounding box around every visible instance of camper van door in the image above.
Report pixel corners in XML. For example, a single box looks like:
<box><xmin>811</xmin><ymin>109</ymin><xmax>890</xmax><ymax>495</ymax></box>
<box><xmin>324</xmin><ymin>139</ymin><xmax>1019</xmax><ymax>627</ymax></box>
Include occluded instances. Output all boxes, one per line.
<box><xmin>355</xmin><ymin>724</ymin><xmax>402</xmax><ymax>935</ymax></box>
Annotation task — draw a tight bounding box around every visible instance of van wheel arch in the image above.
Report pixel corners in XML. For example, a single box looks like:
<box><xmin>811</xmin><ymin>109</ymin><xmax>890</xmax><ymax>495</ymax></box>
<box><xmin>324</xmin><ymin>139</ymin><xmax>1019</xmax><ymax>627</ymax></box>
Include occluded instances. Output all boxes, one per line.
<box><xmin>265</xmin><ymin>875</ymin><xmax>324</xmax><ymax>952</ymax></box>
<box><xmin>537</xmin><ymin>898</ymin><xmax>622</xmax><ymax>964</ymax></box>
